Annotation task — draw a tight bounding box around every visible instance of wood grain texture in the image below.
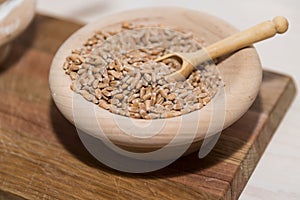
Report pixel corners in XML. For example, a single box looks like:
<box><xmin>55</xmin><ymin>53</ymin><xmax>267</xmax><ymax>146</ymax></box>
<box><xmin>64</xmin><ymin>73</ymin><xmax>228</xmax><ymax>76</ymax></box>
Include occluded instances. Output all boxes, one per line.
<box><xmin>0</xmin><ymin>15</ymin><xmax>296</xmax><ymax>200</ymax></box>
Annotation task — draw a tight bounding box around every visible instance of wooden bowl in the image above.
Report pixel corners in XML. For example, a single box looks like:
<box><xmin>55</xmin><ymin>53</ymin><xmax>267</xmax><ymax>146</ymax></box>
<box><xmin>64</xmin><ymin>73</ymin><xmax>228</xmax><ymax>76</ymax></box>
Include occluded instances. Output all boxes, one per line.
<box><xmin>49</xmin><ymin>7</ymin><xmax>262</xmax><ymax>160</ymax></box>
<box><xmin>0</xmin><ymin>0</ymin><xmax>36</xmax><ymax>64</ymax></box>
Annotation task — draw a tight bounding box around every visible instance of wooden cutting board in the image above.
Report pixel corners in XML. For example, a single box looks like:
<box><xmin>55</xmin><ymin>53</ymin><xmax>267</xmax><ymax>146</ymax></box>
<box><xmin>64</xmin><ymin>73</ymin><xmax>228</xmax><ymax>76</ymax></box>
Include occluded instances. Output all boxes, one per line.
<box><xmin>0</xmin><ymin>15</ymin><xmax>296</xmax><ymax>200</ymax></box>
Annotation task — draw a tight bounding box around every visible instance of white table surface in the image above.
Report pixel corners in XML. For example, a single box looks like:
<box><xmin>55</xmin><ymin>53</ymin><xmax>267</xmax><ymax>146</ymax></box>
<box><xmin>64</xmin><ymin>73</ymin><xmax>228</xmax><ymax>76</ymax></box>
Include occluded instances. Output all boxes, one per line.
<box><xmin>36</xmin><ymin>0</ymin><xmax>300</xmax><ymax>199</ymax></box>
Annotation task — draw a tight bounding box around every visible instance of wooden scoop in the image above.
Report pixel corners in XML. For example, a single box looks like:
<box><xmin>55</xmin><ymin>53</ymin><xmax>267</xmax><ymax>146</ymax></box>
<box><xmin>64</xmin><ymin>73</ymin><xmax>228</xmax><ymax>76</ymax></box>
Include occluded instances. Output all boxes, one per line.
<box><xmin>156</xmin><ymin>16</ymin><xmax>289</xmax><ymax>82</ymax></box>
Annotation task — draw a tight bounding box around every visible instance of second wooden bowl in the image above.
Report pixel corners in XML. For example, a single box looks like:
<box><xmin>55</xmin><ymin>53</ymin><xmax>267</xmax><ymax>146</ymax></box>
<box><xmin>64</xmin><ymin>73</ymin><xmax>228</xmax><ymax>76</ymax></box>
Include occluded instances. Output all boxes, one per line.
<box><xmin>0</xmin><ymin>0</ymin><xmax>36</xmax><ymax>64</ymax></box>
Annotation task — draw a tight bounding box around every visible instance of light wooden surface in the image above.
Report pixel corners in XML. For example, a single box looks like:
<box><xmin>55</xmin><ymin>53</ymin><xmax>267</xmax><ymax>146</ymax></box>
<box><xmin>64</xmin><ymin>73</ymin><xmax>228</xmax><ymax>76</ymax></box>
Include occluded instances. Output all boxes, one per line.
<box><xmin>36</xmin><ymin>1</ymin><xmax>300</xmax><ymax>199</ymax></box>
<box><xmin>49</xmin><ymin>7</ymin><xmax>262</xmax><ymax>158</ymax></box>
<box><xmin>0</xmin><ymin>15</ymin><xmax>296</xmax><ymax>200</ymax></box>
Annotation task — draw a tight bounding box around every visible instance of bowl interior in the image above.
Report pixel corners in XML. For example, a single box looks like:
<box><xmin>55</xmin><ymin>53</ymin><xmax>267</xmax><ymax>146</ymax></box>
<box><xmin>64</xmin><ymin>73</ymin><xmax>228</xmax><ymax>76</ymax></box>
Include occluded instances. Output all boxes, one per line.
<box><xmin>49</xmin><ymin>7</ymin><xmax>262</xmax><ymax>155</ymax></box>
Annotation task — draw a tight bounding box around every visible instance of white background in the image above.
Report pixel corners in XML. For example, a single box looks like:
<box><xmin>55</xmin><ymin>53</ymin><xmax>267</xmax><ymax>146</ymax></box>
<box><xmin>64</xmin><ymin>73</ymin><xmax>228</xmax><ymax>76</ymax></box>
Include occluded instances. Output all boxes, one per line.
<box><xmin>36</xmin><ymin>0</ymin><xmax>300</xmax><ymax>199</ymax></box>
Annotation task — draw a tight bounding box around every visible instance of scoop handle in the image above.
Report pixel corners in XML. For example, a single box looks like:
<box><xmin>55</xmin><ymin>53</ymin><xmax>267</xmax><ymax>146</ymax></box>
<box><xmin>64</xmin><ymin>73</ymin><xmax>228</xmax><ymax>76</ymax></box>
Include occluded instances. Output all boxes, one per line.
<box><xmin>205</xmin><ymin>16</ymin><xmax>289</xmax><ymax>59</ymax></box>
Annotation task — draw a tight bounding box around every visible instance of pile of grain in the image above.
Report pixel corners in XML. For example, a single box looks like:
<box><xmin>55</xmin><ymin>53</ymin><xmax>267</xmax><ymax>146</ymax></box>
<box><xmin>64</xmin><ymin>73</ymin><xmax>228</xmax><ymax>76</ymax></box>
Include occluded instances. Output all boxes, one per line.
<box><xmin>63</xmin><ymin>22</ymin><xmax>222</xmax><ymax>119</ymax></box>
